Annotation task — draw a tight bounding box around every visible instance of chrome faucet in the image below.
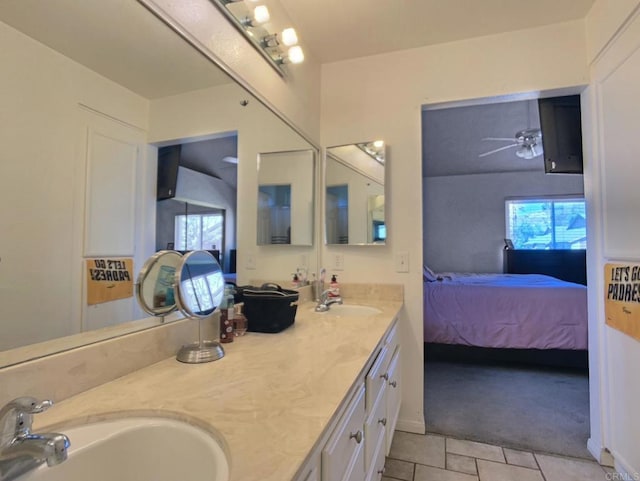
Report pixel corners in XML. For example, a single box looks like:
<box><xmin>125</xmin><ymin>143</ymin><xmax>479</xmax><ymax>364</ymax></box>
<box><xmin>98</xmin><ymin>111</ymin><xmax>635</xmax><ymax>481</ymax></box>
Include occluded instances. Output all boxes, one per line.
<box><xmin>314</xmin><ymin>289</ymin><xmax>343</xmax><ymax>312</ymax></box>
<box><xmin>0</xmin><ymin>397</ymin><xmax>70</xmax><ymax>481</ymax></box>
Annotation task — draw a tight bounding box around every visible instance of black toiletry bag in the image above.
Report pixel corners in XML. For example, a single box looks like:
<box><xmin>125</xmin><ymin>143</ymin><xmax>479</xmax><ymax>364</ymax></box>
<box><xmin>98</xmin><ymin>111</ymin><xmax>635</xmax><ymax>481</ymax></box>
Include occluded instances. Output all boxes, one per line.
<box><xmin>242</xmin><ymin>283</ymin><xmax>299</xmax><ymax>333</ymax></box>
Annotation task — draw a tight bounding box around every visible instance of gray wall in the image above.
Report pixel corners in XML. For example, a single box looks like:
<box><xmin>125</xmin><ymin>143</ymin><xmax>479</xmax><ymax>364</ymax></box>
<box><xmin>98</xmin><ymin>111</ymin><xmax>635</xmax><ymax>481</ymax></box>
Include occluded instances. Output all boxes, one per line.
<box><xmin>422</xmin><ymin>170</ymin><xmax>584</xmax><ymax>273</ymax></box>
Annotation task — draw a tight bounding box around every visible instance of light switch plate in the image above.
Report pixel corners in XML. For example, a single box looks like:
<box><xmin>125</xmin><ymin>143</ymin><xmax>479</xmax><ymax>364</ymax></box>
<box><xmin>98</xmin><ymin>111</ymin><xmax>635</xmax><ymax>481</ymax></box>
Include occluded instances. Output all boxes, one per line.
<box><xmin>333</xmin><ymin>254</ymin><xmax>344</xmax><ymax>271</ymax></box>
<box><xmin>396</xmin><ymin>251</ymin><xmax>409</xmax><ymax>272</ymax></box>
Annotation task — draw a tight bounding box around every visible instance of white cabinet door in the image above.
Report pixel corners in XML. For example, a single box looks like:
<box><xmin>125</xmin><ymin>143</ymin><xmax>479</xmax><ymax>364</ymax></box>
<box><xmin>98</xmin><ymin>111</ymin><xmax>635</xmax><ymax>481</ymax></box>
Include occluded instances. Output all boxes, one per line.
<box><xmin>385</xmin><ymin>348</ymin><xmax>401</xmax><ymax>454</ymax></box>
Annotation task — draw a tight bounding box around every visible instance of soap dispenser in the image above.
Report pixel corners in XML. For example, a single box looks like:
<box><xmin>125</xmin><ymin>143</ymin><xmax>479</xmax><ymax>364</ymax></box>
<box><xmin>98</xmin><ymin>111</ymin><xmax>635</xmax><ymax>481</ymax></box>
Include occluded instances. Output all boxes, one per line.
<box><xmin>329</xmin><ymin>274</ymin><xmax>340</xmax><ymax>298</ymax></box>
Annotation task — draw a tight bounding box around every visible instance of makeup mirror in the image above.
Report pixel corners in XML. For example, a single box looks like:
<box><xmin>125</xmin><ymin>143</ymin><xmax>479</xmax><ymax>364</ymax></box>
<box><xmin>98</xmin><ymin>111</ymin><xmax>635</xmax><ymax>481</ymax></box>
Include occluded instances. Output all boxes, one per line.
<box><xmin>136</xmin><ymin>250</ymin><xmax>183</xmax><ymax>317</ymax></box>
<box><xmin>325</xmin><ymin>142</ymin><xmax>387</xmax><ymax>245</ymax></box>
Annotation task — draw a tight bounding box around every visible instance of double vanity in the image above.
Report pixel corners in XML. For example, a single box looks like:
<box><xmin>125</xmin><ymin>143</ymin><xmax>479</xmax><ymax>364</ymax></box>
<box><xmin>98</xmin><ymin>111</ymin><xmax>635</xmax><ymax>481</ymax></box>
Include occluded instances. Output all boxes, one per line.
<box><xmin>8</xmin><ymin>288</ymin><xmax>402</xmax><ymax>481</ymax></box>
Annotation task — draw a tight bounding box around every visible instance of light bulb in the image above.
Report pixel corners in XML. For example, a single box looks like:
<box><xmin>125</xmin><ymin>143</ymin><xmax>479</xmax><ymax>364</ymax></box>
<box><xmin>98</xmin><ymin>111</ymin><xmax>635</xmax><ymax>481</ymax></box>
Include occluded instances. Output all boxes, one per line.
<box><xmin>373</xmin><ymin>140</ymin><xmax>384</xmax><ymax>148</ymax></box>
<box><xmin>253</xmin><ymin>5</ymin><xmax>270</xmax><ymax>23</ymax></box>
<box><xmin>281</xmin><ymin>28</ymin><xmax>298</xmax><ymax>46</ymax></box>
<box><xmin>287</xmin><ymin>45</ymin><xmax>304</xmax><ymax>64</ymax></box>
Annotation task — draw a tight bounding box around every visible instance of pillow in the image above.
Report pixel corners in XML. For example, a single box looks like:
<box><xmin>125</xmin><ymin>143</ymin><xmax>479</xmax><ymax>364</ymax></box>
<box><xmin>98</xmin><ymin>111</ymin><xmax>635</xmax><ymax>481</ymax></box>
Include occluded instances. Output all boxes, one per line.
<box><xmin>423</xmin><ymin>265</ymin><xmax>438</xmax><ymax>282</ymax></box>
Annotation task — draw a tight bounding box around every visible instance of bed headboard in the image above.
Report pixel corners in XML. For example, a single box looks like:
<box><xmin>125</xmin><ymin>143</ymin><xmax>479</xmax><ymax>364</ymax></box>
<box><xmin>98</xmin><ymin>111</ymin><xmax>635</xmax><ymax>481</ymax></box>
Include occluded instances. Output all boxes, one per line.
<box><xmin>503</xmin><ymin>249</ymin><xmax>587</xmax><ymax>285</ymax></box>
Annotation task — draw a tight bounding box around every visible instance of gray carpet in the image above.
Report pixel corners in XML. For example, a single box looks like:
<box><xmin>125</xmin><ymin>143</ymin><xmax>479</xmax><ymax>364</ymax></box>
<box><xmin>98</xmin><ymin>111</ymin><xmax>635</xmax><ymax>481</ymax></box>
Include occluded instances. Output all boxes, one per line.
<box><xmin>424</xmin><ymin>360</ymin><xmax>591</xmax><ymax>459</ymax></box>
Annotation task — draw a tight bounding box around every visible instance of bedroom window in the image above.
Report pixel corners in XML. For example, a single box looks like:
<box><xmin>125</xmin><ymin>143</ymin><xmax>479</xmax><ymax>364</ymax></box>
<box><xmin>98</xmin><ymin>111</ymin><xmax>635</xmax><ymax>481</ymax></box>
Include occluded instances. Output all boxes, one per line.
<box><xmin>505</xmin><ymin>197</ymin><xmax>586</xmax><ymax>250</ymax></box>
<box><xmin>175</xmin><ymin>212</ymin><xmax>224</xmax><ymax>251</ymax></box>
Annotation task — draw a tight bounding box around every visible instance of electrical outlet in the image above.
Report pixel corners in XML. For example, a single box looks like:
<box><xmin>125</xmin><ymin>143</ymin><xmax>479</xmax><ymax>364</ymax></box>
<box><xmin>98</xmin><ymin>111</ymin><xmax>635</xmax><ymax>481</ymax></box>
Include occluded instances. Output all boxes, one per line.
<box><xmin>300</xmin><ymin>254</ymin><xmax>307</xmax><ymax>268</ymax></box>
<box><xmin>333</xmin><ymin>254</ymin><xmax>344</xmax><ymax>271</ymax></box>
<box><xmin>396</xmin><ymin>251</ymin><xmax>409</xmax><ymax>273</ymax></box>
<box><xmin>246</xmin><ymin>253</ymin><xmax>256</xmax><ymax>270</ymax></box>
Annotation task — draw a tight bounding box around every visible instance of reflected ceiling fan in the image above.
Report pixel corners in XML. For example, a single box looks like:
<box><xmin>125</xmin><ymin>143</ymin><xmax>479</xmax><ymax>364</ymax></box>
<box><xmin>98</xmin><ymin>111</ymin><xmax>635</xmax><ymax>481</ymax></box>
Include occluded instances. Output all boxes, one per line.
<box><xmin>479</xmin><ymin>128</ymin><xmax>543</xmax><ymax>160</ymax></box>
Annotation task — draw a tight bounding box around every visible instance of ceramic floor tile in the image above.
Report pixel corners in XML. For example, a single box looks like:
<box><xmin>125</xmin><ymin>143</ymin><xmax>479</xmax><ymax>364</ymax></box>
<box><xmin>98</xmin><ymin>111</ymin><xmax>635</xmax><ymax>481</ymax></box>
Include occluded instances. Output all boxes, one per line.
<box><xmin>477</xmin><ymin>459</ymin><xmax>544</xmax><ymax>481</ymax></box>
<box><xmin>535</xmin><ymin>453</ymin><xmax>608</xmax><ymax>481</ymax></box>
<box><xmin>414</xmin><ymin>464</ymin><xmax>478</xmax><ymax>481</ymax></box>
<box><xmin>447</xmin><ymin>453</ymin><xmax>478</xmax><ymax>475</ymax></box>
<box><xmin>389</xmin><ymin>431</ymin><xmax>446</xmax><ymax>468</ymax></box>
<box><xmin>504</xmin><ymin>448</ymin><xmax>538</xmax><ymax>469</ymax></box>
<box><xmin>383</xmin><ymin>457</ymin><xmax>414</xmax><ymax>480</ymax></box>
<box><xmin>446</xmin><ymin>438</ymin><xmax>505</xmax><ymax>463</ymax></box>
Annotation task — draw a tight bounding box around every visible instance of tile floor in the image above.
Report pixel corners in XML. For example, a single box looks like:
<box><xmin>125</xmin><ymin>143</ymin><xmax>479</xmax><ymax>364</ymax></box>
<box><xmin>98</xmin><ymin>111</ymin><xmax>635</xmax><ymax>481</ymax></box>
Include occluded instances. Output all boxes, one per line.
<box><xmin>384</xmin><ymin>431</ymin><xmax>615</xmax><ymax>481</ymax></box>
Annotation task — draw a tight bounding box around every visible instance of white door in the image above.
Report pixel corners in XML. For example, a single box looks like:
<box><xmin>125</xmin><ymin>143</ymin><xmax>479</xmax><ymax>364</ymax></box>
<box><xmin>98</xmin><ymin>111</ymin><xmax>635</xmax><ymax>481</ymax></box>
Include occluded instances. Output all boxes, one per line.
<box><xmin>76</xmin><ymin>107</ymin><xmax>148</xmax><ymax>331</ymax></box>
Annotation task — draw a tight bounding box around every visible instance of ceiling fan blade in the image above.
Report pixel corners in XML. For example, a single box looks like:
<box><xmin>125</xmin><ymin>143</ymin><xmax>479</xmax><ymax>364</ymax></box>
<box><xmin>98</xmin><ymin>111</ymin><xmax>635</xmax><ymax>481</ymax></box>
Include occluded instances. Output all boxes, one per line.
<box><xmin>481</xmin><ymin>137</ymin><xmax>516</xmax><ymax>142</ymax></box>
<box><xmin>478</xmin><ymin>144</ymin><xmax>518</xmax><ymax>158</ymax></box>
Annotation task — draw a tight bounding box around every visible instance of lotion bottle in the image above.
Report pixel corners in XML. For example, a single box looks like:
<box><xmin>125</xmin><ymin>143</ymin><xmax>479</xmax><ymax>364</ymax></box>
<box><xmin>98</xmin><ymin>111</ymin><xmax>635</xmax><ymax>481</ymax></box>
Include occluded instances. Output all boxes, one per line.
<box><xmin>329</xmin><ymin>274</ymin><xmax>340</xmax><ymax>298</ymax></box>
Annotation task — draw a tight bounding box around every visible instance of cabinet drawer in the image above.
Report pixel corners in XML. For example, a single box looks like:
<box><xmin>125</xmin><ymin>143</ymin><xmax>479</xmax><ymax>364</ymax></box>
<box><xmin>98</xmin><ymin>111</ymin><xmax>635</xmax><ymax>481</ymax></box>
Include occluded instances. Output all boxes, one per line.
<box><xmin>322</xmin><ymin>384</ymin><xmax>366</xmax><ymax>481</ymax></box>
<box><xmin>364</xmin><ymin>386</ymin><xmax>387</xmax><ymax>473</ymax></box>
<box><xmin>384</xmin><ymin>321</ymin><xmax>399</xmax><ymax>356</ymax></box>
<box><xmin>365</xmin><ymin>346</ymin><xmax>392</xmax><ymax>410</ymax></box>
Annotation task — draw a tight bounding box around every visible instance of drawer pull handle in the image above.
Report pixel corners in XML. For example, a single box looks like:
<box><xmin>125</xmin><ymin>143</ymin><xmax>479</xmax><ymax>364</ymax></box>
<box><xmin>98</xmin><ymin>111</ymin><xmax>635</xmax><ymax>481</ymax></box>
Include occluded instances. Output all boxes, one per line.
<box><xmin>378</xmin><ymin>417</ymin><xmax>387</xmax><ymax>426</ymax></box>
<box><xmin>380</xmin><ymin>373</ymin><xmax>389</xmax><ymax>381</ymax></box>
<box><xmin>349</xmin><ymin>430</ymin><xmax>363</xmax><ymax>444</ymax></box>
<box><xmin>389</xmin><ymin>380</ymin><xmax>397</xmax><ymax>388</ymax></box>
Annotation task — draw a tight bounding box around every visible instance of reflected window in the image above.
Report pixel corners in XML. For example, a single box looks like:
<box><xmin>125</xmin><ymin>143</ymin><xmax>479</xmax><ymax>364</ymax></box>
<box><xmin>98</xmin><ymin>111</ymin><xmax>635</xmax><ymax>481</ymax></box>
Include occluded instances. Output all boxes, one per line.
<box><xmin>175</xmin><ymin>212</ymin><xmax>224</xmax><ymax>250</ymax></box>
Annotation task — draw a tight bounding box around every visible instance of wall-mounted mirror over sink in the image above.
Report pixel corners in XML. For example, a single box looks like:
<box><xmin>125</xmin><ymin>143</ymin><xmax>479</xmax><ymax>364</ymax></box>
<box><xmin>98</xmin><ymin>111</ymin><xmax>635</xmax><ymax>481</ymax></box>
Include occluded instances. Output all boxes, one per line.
<box><xmin>257</xmin><ymin>149</ymin><xmax>315</xmax><ymax>246</ymax></box>
<box><xmin>325</xmin><ymin>142</ymin><xmax>387</xmax><ymax>245</ymax></box>
<box><xmin>0</xmin><ymin>0</ymin><xmax>317</xmax><ymax>367</ymax></box>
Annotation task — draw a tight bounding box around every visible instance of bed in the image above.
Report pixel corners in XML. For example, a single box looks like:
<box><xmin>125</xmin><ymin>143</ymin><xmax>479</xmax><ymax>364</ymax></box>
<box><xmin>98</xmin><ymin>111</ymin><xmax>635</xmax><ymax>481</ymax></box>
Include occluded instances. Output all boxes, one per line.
<box><xmin>423</xmin><ymin>271</ymin><xmax>588</xmax><ymax>350</ymax></box>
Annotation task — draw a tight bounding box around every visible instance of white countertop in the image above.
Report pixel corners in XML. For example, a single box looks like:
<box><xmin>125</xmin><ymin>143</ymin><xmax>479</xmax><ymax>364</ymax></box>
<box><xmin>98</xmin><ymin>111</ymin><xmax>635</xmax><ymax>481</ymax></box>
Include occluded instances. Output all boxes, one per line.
<box><xmin>35</xmin><ymin>299</ymin><xmax>402</xmax><ymax>481</ymax></box>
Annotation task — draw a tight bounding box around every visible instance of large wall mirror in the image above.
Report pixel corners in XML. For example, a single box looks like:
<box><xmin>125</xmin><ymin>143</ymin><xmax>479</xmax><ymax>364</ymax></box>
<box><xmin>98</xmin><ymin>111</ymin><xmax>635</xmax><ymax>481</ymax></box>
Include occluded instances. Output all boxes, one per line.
<box><xmin>325</xmin><ymin>142</ymin><xmax>387</xmax><ymax>245</ymax></box>
<box><xmin>0</xmin><ymin>0</ymin><xmax>316</xmax><ymax>366</ymax></box>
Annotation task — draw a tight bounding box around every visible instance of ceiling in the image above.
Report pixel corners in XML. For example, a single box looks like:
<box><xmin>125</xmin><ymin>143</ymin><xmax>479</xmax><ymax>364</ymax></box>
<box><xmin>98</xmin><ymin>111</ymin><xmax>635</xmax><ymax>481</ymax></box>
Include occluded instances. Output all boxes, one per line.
<box><xmin>279</xmin><ymin>0</ymin><xmax>595</xmax><ymax>63</ymax></box>
<box><xmin>179</xmin><ymin>135</ymin><xmax>239</xmax><ymax>189</ymax></box>
<box><xmin>423</xmin><ymin>99</ymin><xmax>543</xmax><ymax>177</ymax></box>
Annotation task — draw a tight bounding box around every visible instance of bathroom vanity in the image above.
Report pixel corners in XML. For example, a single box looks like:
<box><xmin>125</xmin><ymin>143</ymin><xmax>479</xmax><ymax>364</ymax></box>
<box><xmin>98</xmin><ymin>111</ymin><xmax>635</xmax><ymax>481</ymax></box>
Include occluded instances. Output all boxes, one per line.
<box><xmin>27</xmin><ymin>294</ymin><xmax>403</xmax><ymax>481</ymax></box>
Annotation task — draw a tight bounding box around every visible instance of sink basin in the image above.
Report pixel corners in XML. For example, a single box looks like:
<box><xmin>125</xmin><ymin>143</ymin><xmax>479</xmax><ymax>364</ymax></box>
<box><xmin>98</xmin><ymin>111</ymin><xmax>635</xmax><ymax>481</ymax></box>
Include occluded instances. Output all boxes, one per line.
<box><xmin>312</xmin><ymin>304</ymin><xmax>382</xmax><ymax>316</ymax></box>
<box><xmin>22</xmin><ymin>417</ymin><xmax>229</xmax><ymax>481</ymax></box>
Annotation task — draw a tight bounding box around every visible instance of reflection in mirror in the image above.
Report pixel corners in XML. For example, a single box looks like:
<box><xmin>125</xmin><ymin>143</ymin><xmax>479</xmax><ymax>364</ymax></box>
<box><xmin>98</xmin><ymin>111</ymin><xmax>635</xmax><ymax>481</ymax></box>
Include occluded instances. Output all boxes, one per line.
<box><xmin>175</xmin><ymin>251</ymin><xmax>224</xmax><ymax>318</ymax></box>
<box><xmin>325</xmin><ymin>142</ymin><xmax>386</xmax><ymax>245</ymax></box>
<box><xmin>136</xmin><ymin>251</ymin><xmax>183</xmax><ymax>317</ymax></box>
<box><xmin>0</xmin><ymin>0</ymin><xmax>317</xmax><ymax>367</ymax></box>
<box><xmin>257</xmin><ymin>150</ymin><xmax>314</xmax><ymax>246</ymax></box>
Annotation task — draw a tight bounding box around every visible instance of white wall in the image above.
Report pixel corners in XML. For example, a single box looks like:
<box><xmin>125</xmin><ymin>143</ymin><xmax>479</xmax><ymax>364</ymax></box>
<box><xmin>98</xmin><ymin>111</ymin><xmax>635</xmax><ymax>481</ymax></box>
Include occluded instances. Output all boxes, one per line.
<box><xmin>423</xmin><ymin>170</ymin><xmax>585</xmax><ymax>273</ymax></box>
<box><xmin>148</xmin><ymin>82</ymin><xmax>317</xmax><ymax>284</ymax></box>
<box><xmin>584</xmin><ymin>1</ymin><xmax>640</xmax><ymax>474</ymax></box>
<box><xmin>321</xmin><ymin>20</ymin><xmax>589</xmax><ymax>434</ymax></box>
<box><xmin>0</xmin><ymin>20</ymin><xmax>150</xmax><ymax>350</ymax></box>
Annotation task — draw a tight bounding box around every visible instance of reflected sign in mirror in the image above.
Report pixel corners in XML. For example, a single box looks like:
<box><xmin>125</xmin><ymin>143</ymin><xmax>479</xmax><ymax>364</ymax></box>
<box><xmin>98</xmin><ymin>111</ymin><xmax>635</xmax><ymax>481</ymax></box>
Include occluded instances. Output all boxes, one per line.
<box><xmin>325</xmin><ymin>141</ymin><xmax>386</xmax><ymax>245</ymax></box>
<box><xmin>175</xmin><ymin>251</ymin><xmax>225</xmax><ymax>318</ymax></box>
<box><xmin>136</xmin><ymin>250</ymin><xmax>183</xmax><ymax>317</ymax></box>
<box><xmin>257</xmin><ymin>149</ymin><xmax>314</xmax><ymax>246</ymax></box>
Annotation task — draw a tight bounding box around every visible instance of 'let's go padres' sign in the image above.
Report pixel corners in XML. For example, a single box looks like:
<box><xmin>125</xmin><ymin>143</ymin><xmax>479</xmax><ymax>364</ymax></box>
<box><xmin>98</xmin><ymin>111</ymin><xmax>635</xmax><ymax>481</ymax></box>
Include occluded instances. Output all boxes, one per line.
<box><xmin>86</xmin><ymin>258</ymin><xmax>134</xmax><ymax>305</ymax></box>
<box><xmin>605</xmin><ymin>263</ymin><xmax>640</xmax><ymax>342</ymax></box>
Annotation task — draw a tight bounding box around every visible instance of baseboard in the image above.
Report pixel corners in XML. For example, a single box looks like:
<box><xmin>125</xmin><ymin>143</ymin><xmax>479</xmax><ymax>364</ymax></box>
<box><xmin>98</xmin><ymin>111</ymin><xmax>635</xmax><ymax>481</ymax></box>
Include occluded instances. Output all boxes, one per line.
<box><xmin>610</xmin><ymin>448</ymin><xmax>640</xmax><ymax>480</ymax></box>
<box><xmin>395</xmin><ymin>417</ymin><xmax>426</xmax><ymax>435</ymax></box>
<box><xmin>587</xmin><ymin>437</ymin><xmax>614</xmax><ymax>466</ymax></box>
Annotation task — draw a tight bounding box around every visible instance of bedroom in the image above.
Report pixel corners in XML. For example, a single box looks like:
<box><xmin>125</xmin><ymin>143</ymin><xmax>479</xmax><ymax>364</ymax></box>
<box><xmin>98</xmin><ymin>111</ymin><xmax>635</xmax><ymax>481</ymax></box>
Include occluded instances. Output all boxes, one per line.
<box><xmin>421</xmin><ymin>97</ymin><xmax>590</xmax><ymax>457</ymax></box>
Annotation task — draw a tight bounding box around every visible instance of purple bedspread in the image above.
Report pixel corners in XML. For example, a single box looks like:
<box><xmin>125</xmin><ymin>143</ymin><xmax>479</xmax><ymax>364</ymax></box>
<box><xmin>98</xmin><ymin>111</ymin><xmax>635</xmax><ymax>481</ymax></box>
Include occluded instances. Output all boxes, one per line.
<box><xmin>423</xmin><ymin>273</ymin><xmax>588</xmax><ymax>350</ymax></box>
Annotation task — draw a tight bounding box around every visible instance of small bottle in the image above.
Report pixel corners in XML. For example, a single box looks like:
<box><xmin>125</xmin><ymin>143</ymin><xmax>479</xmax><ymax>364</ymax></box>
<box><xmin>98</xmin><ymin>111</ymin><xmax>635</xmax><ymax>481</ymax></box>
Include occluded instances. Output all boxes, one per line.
<box><xmin>219</xmin><ymin>286</ymin><xmax>234</xmax><ymax>343</ymax></box>
<box><xmin>292</xmin><ymin>273</ymin><xmax>300</xmax><ymax>288</ymax></box>
<box><xmin>328</xmin><ymin>274</ymin><xmax>340</xmax><ymax>298</ymax></box>
<box><xmin>233</xmin><ymin>303</ymin><xmax>248</xmax><ymax>336</ymax></box>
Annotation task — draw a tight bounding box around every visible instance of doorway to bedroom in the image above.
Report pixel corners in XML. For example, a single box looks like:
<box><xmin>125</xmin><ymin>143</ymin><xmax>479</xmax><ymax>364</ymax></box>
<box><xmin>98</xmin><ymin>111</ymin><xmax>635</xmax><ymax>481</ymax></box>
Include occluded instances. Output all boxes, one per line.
<box><xmin>420</xmin><ymin>95</ymin><xmax>590</xmax><ymax>459</ymax></box>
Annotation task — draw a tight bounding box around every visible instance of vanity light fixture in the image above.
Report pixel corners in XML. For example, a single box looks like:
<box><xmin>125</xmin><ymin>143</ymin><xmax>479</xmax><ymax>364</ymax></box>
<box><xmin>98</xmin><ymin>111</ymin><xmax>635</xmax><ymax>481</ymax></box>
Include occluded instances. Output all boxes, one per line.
<box><xmin>212</xmin><ymin>0</ymin><xmax>304</xmax><ymax>76</ymax></box>
<box><xmin>357</xmin><ymin>141</ymin><xmax>386</xmax><ymax>164</ymax></box>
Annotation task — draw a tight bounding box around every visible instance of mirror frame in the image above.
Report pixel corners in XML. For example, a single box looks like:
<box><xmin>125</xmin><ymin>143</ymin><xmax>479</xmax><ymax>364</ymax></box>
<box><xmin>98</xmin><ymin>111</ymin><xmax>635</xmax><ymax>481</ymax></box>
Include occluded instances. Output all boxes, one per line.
<box><xmin>135</xmin><ymin>250</ymin><xmax>183</xmax><ymax>317</ymax></box>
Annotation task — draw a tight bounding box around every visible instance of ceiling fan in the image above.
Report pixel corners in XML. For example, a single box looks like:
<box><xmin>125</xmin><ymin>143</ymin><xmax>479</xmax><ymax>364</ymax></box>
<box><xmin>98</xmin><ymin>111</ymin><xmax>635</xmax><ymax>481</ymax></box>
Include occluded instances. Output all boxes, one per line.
<box><xmin>479</xmin><ymin>128</ymin><xmax>543</xmax><ymax>160</ymax></box>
